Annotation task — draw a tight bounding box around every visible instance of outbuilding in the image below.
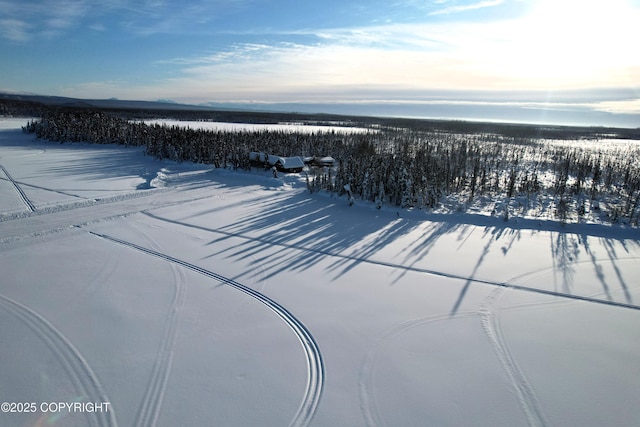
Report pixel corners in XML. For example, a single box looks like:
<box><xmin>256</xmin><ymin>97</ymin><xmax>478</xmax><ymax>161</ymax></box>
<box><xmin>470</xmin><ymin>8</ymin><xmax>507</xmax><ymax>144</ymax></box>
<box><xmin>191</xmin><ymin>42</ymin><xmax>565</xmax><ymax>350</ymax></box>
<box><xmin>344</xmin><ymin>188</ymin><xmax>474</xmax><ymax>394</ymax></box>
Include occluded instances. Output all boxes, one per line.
<box><xmin>303</xmin><ymin>156</ymin><xmax>336</xmax><ymax>167</ymax></box>
<box><xmin>313</xmin><ymin>156</ymin><xmax>335</xmax><ymax>167</ymax></box>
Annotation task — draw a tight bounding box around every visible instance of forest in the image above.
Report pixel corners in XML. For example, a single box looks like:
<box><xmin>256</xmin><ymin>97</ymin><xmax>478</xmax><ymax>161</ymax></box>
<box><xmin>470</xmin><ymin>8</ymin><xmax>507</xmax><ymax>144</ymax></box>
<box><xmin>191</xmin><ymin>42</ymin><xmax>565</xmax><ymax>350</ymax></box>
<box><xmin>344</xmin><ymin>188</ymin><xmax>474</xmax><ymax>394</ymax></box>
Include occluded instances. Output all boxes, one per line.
<box><xmin>19</xmin><ymin>107</ymin><xmax>640</xmax><ymax>226</ymax></box>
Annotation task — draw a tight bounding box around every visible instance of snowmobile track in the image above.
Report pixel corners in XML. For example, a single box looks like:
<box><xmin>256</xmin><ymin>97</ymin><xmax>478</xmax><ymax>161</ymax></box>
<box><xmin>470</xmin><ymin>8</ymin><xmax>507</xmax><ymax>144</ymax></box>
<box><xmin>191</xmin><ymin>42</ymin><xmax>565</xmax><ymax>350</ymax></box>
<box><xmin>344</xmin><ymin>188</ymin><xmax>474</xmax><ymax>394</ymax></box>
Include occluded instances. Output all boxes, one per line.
<box><xmin>88</xmin><ymin>231</ymin><xmax>324</xmax><ymax>427</ymax></box>
<box><xmin>480</xmin><ymin>288</ymin><xmax>549</xmax><ymax>427</ymax></box>
<box><xmin>132</xmin><ymin>227</ymin><xmax>188</xmax><ymax>427</ymax></box>
<box><xmin>0</xmin><ymin>294</ymin><xmax>118</xmax><ymax>427</ymax></box>
<box><xmin>358</xmin><ymin>311</ymin><xmax>478</xmax><ymax>427</ymax></box>
<box><xmin>0</xmin><ymin>164</ymin><xmax>36</xmax><ymax>212</ymax></box>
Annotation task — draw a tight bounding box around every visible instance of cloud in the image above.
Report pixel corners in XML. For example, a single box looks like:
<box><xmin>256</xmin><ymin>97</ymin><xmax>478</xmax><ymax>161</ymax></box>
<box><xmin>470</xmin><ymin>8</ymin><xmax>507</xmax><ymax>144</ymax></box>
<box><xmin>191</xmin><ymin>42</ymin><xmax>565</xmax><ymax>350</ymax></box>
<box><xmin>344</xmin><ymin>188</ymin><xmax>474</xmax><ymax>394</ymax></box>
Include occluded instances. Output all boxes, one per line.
<box><xmin>161</xmin><ymin>7</ymin><xmax>640</xmax><ymax>103</ymax></box>
<box><xmin>89</xmin><ymin>23</ymin><xmax>107</xmax><ymax>32</ymax></box>
<box><xmin>0</xmin><ymin>0</ymin><xmax>91</xmax><ymax>41</ymax></box>
<box><xmin>57</xmin><ymin>79</ymin><xmax>152</xmax><ymax>100</ymax></box>
<box><xmin>116</xmin><ymin>0</ymin><xmax>247</xmax><ymax>36</ymax></box>
<box><xmin>48</xmin><ymin>0</ymin><xmax>640</xmax><ymax>108</ymax></box>
<box><xmin>0</xmin><ymin>19</ymin><xmax>31</xmax><ymax>42</ymax></box>
<box><xmin>429</xmin><ymin>0</ymin><xmax>504</xmax><ymax>16</ymax></box>
<box><xmin>0</xmin><ymin>0</ymin><xmax>231</xmax><ymax>41</ymax></box>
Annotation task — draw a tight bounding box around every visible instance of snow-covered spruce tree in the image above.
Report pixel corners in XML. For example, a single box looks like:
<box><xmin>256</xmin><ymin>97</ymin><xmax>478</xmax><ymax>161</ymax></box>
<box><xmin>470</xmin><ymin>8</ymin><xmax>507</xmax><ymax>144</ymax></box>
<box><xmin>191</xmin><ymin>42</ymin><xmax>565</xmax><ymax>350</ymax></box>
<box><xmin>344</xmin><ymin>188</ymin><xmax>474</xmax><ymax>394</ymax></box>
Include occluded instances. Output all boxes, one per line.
<box><xmin>361</xmin><ymin>171</ymin><xmax>372</xmax><ymax>202</ymax></box>
<box><xmin>468</xmin><ymin>157</ymin><xmax>480</xmax><ymax>201</ymax></box>
<box><xmin>344</xmin><ymin>184</ymin><xmax>355</xmax><ymax>206</ymax></box>
<box><xmin>375</xmin><ymin>181</ymin><xmax>385</xmax><ymax>209</ymax></box>
<box><xmin>400</xmin><ymin>166</ymin><xmax>413</xmax><ymax>208</ymax></box>
<box><xmin>589</xmin><ymin>153</ymin><xmax>602</xmax><ymax>201</ymax></box>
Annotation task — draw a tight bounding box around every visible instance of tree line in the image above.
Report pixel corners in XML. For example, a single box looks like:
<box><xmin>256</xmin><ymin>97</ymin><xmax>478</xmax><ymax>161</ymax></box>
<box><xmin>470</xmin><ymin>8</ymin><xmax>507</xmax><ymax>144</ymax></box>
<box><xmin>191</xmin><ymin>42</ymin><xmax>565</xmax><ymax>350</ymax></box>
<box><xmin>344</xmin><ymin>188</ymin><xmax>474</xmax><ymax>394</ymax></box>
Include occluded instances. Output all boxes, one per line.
<box><xmin>22</xmin><ymin>109</ymin><xmax>640</xmax><ymax>225</ymax></box>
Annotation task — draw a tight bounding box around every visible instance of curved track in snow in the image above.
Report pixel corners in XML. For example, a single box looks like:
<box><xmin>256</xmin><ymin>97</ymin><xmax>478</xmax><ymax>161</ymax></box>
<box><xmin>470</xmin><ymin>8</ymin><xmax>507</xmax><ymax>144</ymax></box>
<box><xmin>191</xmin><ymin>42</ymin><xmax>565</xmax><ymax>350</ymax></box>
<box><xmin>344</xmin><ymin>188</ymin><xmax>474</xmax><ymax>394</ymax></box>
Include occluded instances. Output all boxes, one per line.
<box><xmin>0</xmin><ymin>294</ymin><xmax>118</xmax><ymax>427</ymax></box>
<box><xmin>358</xmin><ymin>310</ymin><xmax>477</xmax><ymax>427</ymax></box>
<box><xmin>134</xmin><ymin>264</ymin><xmax>187</xmax><ymax>427</ymax></box>
<box><xmin>130</xmin><ymin>226</ymin><xmax>188</xmax><ymax>427</ymax></box>
<box><xmin>88</xmin><ymin>231</ymin><xmax>324</xmax><ymax>427</ymax></box>
<box><xmin>0</xmin><ymin>164</ymin><xmax>36</xmax><ymax>212</ymax></box>
<box><xmin>480</xmin><ymin>288</ymin><xmax>549</xmax><ymax>427</ymax></box>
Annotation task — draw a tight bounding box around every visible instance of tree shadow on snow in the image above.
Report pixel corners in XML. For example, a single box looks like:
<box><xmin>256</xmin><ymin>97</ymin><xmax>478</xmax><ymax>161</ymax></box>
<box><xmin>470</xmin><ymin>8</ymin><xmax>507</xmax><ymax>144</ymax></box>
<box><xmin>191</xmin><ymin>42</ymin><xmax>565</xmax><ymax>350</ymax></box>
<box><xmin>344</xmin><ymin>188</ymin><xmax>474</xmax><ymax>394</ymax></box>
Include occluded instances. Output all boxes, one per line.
<box><xmin>145</xmin><ymin>172</ymin><xmax>640</xmax><ymax>314</ymax></box>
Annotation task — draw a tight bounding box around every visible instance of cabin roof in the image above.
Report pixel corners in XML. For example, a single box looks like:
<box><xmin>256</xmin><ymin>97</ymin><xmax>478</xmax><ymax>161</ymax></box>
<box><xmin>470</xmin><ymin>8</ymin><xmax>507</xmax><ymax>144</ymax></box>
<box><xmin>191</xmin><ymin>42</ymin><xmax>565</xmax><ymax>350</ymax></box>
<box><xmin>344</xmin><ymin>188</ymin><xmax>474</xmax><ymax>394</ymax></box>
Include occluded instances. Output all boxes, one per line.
<box><xmin>274</xmin><ymin>156</ymin><xmax>304</xmax><ymax>169</ymax></box>
<box><xmin>250</xmin><ymin>152</ymin><xmax>304</xmax><ymax>170</ymax></box>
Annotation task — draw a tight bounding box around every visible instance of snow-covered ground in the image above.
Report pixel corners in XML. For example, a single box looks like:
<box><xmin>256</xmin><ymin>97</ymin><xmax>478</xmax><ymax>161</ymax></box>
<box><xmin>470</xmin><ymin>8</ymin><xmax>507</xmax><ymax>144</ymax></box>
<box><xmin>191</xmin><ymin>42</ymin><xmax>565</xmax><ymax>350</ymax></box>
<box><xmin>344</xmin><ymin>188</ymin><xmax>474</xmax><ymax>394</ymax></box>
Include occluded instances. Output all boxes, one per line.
<box><xmin>1</xmin><ymin>118</ymin><xmax>639</xmax><ymax>426</ymax></box>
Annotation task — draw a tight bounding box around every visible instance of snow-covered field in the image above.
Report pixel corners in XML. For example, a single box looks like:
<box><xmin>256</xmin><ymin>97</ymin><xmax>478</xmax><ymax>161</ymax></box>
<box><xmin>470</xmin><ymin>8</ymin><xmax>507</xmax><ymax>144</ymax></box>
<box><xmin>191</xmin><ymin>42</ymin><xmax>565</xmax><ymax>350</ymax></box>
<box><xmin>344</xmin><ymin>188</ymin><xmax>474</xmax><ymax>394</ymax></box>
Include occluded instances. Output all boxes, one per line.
<box><xmin>1</xmin><ymin>118</ymin><xmax>639</xmax><ymax>426</ymax></box>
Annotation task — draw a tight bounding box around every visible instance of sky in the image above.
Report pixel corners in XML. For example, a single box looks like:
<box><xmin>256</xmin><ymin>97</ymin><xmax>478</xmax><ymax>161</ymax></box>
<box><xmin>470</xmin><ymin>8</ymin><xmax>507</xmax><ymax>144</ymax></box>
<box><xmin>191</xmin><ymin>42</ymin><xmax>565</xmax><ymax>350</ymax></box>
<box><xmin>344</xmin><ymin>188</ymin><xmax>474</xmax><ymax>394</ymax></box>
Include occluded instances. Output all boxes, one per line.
<box><xmin>1</xmin><ymin>0</ymin><xmax>639</xmax><ymax>127</ymax></box>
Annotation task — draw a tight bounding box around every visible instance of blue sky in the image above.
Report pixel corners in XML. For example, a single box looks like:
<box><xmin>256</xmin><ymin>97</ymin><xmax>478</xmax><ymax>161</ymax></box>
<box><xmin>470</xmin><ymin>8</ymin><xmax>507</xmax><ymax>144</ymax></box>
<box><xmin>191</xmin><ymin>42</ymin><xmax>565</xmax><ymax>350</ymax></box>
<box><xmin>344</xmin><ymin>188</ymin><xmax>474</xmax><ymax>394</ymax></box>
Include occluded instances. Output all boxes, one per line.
<box><xmin>1</xmin><ymin>0</ymin><xmax>639</xmax><ymax>127</ymax></box>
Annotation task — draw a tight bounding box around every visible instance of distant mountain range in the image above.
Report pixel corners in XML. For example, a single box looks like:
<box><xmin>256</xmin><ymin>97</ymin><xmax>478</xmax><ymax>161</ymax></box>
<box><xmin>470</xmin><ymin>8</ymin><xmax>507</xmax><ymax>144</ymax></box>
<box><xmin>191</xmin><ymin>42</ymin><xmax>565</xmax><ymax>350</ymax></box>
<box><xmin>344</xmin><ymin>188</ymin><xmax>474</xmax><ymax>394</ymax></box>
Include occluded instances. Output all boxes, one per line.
<box><xmin>0</xmin><ymin>91</ymin><xmax>378</xmax><ymax>126</ymax></box>
<box><xmin>0</xmin><ymin>92</ymin><xmax>218</xmax><ymax>112</ymax></box>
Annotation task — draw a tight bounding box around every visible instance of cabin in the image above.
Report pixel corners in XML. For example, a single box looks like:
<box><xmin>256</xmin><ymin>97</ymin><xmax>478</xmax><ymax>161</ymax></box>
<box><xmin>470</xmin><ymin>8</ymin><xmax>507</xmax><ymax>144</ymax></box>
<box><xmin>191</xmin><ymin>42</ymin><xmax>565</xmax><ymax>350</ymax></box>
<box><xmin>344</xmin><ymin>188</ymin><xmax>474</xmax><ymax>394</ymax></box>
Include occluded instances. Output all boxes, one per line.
<box><xmin>271</xmin><ymin>155</ymin><xmax>305</xmax><ymax>173</ymax></box>
<box><xmin>249</xmin><ymin>152</ymin><xmax>305</xmax><ymax>173</ymax></box>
